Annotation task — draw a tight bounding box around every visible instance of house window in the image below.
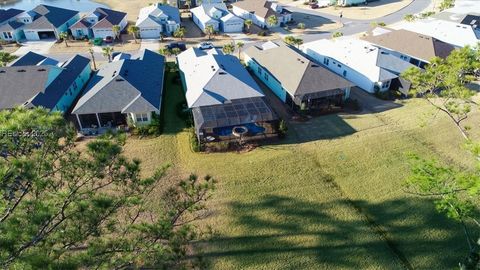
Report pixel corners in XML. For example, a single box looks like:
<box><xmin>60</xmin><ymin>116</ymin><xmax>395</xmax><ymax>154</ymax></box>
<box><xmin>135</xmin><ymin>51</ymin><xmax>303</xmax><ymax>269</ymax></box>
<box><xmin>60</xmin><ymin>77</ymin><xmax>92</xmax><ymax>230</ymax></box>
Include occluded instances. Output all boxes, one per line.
<box><xmin>264</xmin><ymin>73</ymin><xmax>269</xmax><ymax>81</ymax></box>
<box><xmin>343</xmin><ymin>70</ymin><xmax>347</xmax><ymax>77</ymax></box>
<box><xmin>3</xmin><ymin>32</ymin><xmax>12</xmax><ymax>39</ymax></box>
<box><xmin>323</xmin><ymin>57</ymin><xmax>329</xmax><ymax>65</ymax></box>
<box><xmin>72</xmin><ymin>81</ymin><xmax>77</xmax><ymax>90</ymax></box>
<box><xmin>136</xmin><ymin>113</ymin><xmax>149</xmax><ymax>122</ymax></box>
<box><xmin>257</xmin><ymin>66</ymin><xmax>262</xmax><ymax>75</ymax></box>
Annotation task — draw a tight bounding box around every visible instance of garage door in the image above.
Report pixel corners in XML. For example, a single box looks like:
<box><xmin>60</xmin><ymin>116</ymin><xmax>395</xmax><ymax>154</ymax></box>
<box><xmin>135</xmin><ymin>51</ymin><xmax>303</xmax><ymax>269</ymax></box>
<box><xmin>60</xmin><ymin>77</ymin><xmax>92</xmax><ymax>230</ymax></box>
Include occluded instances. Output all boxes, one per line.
<box><xmin>140</xmin><ymin>28</ymin><xmax>161</xmax><ymax>39</ymax></box>
<box><xmin>24</xmin><ymin>30</ymin><xmax>40</xmax><ymax>40</ymax></box>
<box><xmin>37</xmin><ymin>31</ymin><xmax>56</xmax><ymax>40</ymax></box>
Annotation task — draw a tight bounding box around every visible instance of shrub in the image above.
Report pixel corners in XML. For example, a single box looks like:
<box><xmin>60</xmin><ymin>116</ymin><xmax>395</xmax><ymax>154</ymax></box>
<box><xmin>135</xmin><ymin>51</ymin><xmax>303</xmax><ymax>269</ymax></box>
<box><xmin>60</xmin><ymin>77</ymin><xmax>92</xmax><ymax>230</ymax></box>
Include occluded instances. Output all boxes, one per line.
<box><xmin>278</xmin><ymin>119</ymin><xmax>288</xmax><ymax>139</ymax></box>
<box><xmin>404</xmin><ymin>14</ymin><xmax>416</xmax><ymax>22</ymax></box>
<box><xmin>344</xmin><ymin>98</ymin><xmax>361</xmax><ymax>111</ymax></box>
<box><xmin>257</xmin><ymin>31</ymin><xmax>268</xmax><ymax>37</ymax></box>
<box><xmin>189</xmin><ymin>128</ymin><xmax>201</xmax><ymax>152</ymax></box>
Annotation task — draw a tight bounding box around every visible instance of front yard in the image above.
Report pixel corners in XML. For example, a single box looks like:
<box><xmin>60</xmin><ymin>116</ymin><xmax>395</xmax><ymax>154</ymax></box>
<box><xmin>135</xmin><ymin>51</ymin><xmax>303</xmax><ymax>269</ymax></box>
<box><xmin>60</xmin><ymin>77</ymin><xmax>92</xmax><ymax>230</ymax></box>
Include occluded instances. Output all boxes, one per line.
<box><xmin>119</xmin><ymin>68</ymin><xmax>479</xmax><ymax>269</ymax></box>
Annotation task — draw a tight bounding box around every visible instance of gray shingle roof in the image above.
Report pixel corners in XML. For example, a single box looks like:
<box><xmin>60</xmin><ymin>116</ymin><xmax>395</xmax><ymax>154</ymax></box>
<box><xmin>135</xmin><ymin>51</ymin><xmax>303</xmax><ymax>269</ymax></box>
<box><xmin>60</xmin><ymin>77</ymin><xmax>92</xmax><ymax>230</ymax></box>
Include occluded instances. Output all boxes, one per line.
<box><xmin>245</xmin><ymin>41</ymin><xmax>353</xmax><ymax>97</ymax></box>
<box><xmin>30</xmin><ymin>55</ymin><xmax>91</xmax><ymax>109</ymax></box>
<box><xmin>91</xmin><ymin>8</ymin><xmax>127</xmax><ymax>29</ymax></box>
<box><xmin>363</xmin><ymin>28</ymin><xmax>455</xmax><ymax>61</ymax></box>
<box><xmin>24</xmin><ymin>5</ymin><xmax>78</xmax><ymax>30</ymax></box>
<box><xmin>0</xmin><ymin>20</ymin><xmax>24</xmax><ymax>31</ymax></box>
<box><xmin>72</xmin><ymin>49</ymin><xmax>165</xmax><ymax>115</ymax></box>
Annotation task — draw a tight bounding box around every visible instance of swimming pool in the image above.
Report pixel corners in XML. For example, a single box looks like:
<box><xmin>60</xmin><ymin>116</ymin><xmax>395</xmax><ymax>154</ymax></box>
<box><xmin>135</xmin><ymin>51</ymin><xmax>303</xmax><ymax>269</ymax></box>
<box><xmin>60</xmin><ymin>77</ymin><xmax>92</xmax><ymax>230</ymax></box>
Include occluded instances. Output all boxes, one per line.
<box><xmin>213</xmin><ymin>123</ymin><xmax>266</xmax><ymax>137</ymax></box>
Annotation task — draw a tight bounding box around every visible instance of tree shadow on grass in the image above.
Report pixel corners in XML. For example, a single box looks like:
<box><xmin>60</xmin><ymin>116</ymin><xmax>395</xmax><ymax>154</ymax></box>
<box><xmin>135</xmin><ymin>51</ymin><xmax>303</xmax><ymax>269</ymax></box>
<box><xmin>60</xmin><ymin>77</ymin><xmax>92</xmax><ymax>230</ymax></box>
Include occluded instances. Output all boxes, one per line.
<box><xmin>204</xmin><ymin>194</ymin><xmax>466</xmax><ymax>269</ymax></box>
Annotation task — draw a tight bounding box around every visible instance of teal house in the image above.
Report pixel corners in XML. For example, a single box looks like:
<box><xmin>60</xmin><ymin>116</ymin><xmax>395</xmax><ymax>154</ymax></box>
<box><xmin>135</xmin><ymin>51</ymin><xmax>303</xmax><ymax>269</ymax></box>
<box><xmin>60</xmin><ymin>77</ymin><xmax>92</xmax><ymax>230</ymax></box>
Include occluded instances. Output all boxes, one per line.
<box><xmin>244</xmin><ymin>41</ymin><xmax>353</xmax><ymax>111</ymax></box>
<box><xmin>0</xmin><ymin>52</ymin><xmax>92</xmax><ymax>113</ymax></box>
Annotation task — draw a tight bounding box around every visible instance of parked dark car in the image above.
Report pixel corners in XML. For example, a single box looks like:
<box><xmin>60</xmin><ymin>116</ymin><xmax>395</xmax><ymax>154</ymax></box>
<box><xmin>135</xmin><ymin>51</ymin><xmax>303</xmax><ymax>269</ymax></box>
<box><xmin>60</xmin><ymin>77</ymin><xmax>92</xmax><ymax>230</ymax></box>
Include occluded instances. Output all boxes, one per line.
<box><xmin>166</xmin><ymin>42</ymin><xmax>187</xmax><ymax>51</ymax></box>
<box><xmin>310</xmin><ymin>3</ymin><xmax>319</xmax><ymax>9</ymax></box>
<box><xmin>104</xmin><ymin>36</ymin><xmax>113</xmax><ymax>43</ymax></box>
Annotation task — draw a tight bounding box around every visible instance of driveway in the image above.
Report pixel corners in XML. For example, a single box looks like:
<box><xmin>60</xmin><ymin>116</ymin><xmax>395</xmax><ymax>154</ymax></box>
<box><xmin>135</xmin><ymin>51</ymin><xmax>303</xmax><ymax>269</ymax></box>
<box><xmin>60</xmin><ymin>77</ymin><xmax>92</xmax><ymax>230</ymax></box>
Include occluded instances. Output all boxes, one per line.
<box><xmin>13</xmin><ymin>40</ymin><xmax>56</xmax><ymax>56</ymax></box>
<box><xmin>140</xmin><ymin>39</ymin><xmax>160</xmax><ymax>51</ymax></box>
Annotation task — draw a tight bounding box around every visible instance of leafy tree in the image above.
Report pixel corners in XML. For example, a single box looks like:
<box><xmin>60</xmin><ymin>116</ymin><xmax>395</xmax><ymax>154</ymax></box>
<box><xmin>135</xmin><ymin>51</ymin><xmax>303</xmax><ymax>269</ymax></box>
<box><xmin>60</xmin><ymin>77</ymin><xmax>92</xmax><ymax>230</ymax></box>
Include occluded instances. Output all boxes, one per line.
<box><xmin>158</xmin><ymin>47</ymin><xmax>172</xmax><ymax>57</ymax></box>
<box><xmin>173</xmin><ymin>27</ymin><xmax>186</xmax><ymax>40</ymax></box>
<box><xmin>171</xmin><ymin>47</ymin><xmax>182</xmax><ymax>64</ymax></box>
<box><xmin>222</xmin><ymin>43</ymin><xmax>235</xmax><ymax>55</ymax></box>
<box><xmin>0</xmin><ymin>51</ymin><xmax>17</xmax><ymax>67</ymax></box>
<box><xmin>112</xmin><ymin>25</ymin><xmax>121</xmax><ymax>41</ymax></box>
<box><xmin>244</xmin><ymin>19</ymin><xmax>253</xmax><ymax>33</ymax></box>
<box><xmin>332</xmin><ymin>31</ymin><xmax>343</xmax><ymax>38</ymax></box>
<box><xmin>284</xmin><ymin>36</ymin><xmax>303</xmax><ymax>48</ymax></box>
<box><xmin>58</xmin><ymin>32</ymin><xmax>69</xmax><ymax>47</ymax></box>
<box><xmin>88</xmin><ymin>48</ymin><xmax>97</xmax><ymax>70</ymax></box>
<box><xmin>102</xmin><ymin>46</ymin><xmax>114</xmax><ymax>62</ymax></box>
<box><xmin>127</xmin><ymin>25</ymin><xmax>140</xmax><ymax>43</ymax></box>
<box><xmin>236</xmin><ymin>41</ymin><xmax>244</xmax><ymax>59</ymax></box>
<box><xmin>0</xmin><ymin>107</ymin><xmax>216</xmax><ymax>269</ymax></box>
<box><xmin>267</xmin><ymin>15</ymin><xmax>278</xmax><ymax>27</ymax></box>
<box><xmin>402</xmin><ymin>45</ymin><xmax>479</xmax><ymax>139</ymax></box>
<box><xmin>205</xmin><ymin>24</ymin><xmax>215</xmax><ymax>40</ymax></box>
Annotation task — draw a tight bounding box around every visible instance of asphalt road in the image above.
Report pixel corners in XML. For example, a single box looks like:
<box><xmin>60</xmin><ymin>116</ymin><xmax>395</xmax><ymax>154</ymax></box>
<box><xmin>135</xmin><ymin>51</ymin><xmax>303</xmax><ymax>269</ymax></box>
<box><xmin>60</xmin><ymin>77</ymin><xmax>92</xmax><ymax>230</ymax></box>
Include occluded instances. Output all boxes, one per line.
<box><xmin>287</xmin><ymin>0</ymin><xmax>432</xmax><ymax>42</ymax></box>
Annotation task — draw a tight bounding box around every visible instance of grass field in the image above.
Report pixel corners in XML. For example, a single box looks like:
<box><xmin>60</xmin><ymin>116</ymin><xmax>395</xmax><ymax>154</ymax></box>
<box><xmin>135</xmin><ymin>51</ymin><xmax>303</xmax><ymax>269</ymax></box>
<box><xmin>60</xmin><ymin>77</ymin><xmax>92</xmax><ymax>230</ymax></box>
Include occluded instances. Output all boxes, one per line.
<box><xmin>122</xmin><ymin>71</ymin><xmax>479</xmax><ymax>269</ymax></box>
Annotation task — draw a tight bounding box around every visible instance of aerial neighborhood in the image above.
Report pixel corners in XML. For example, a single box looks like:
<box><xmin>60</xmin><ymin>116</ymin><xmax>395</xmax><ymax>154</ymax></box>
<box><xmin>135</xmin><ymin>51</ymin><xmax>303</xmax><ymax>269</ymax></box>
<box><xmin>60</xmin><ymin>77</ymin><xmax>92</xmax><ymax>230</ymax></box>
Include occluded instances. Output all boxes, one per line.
<box><xmin>0</xmin><ymin>0</ymin><xmax>479</xmax><ymax>268</ymax></box>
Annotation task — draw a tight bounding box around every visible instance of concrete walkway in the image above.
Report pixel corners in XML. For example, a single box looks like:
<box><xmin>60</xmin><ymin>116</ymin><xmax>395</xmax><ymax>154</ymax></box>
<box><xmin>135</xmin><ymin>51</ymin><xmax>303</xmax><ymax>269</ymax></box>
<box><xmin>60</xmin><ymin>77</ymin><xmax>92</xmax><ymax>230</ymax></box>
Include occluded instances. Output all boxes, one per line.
<box><xmin>13</xmin><ymin>40</ymin><xmax>55</xmax><ymax>56</ymax></box>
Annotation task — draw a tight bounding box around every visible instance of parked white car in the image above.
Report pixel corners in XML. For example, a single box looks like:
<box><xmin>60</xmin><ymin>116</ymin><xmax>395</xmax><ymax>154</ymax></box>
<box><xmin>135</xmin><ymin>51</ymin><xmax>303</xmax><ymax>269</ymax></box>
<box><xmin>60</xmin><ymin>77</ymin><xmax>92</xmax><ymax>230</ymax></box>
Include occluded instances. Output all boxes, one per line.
<box><xmin>197</xmin><ymin>42</ymin><xmax>215</xmax><ymax>50</ymax></box>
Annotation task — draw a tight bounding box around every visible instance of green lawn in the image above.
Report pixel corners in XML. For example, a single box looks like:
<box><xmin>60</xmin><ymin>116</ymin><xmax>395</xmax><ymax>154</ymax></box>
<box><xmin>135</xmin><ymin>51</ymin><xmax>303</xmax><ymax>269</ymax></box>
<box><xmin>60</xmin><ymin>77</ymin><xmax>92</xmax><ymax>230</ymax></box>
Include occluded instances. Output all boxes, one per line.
<box><xmin>125</xmin><ymin>71</ymin><xmax>479</xmax><ymax>269</ymax></box>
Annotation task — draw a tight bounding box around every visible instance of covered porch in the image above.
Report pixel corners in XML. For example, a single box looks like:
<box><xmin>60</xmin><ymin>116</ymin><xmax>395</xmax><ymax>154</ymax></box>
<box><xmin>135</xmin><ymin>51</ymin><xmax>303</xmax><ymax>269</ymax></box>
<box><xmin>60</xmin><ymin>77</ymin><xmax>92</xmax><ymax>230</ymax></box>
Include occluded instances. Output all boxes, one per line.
<box><xmin>75</xmin><ymin>112</ymin><xmax>127</xmax><ymax>135</ymax></box>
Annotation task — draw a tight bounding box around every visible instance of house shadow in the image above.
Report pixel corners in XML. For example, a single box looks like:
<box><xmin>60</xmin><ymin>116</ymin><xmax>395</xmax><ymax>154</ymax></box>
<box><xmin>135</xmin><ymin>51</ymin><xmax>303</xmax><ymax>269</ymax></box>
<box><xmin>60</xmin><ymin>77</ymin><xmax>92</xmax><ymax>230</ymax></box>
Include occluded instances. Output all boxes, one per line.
<box><xmin>202</xmin><ymin>194</ymin><xmax>467</xmax><ymax>269</ymax></box>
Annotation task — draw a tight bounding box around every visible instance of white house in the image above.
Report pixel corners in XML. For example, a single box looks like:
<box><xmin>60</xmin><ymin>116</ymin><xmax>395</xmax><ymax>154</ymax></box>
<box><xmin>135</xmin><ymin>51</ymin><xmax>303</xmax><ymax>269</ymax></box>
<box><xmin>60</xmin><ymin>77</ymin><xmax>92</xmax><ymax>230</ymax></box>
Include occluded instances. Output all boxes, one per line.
<box><xmin>231</xmin><ymin>0</ymin><xmax>292</xmax><ymax>29</ymax></box>
<box><xmin>70</xmin><ymin>8</ymin><xmax>127</xmax><ymax>39</ymax></box>
<box><xmin>136</xmin><ymin>3</ymin><xmax>181</xmax><ymax>38</ymax></box>
<box><xmin>301</xmin><ymin>38</ymin><xmax>416</xmax><ymax>94</ymax></box>
<box><xmin>191</xmin><ymin>3</ymin><xmax>243</xmax><ymax>33</ymax></box>
<box><xmin>392</xmin><ymin>18</ymin><xmax>479</xmax><ymax>48</ymax></box>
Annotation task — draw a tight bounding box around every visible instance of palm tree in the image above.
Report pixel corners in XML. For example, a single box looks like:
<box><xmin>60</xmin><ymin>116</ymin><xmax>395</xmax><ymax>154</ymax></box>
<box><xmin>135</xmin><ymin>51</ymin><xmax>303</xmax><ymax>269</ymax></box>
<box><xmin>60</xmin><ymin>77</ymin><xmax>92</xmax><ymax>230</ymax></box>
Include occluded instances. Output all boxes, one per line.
<box><xmin>236</xmin><ymin>41</ymin><xmax>244</xmax><ymax>59</ymax></box>
<box><xmin>88</xmin><ymin>48</ymin><xmax>97</xmax><ymax>70</ymax></box>
<box><xmin>244</xmin><ymin>19</ymin><xmax>253</xmax><ymax>33</ymax></box>
<box><xmin>297</xmin><ymin>23</ymin><xmax>306</xmax><ymax>30</ymax></box>
<box><xmin>294</xmin><ymin>38</ymin><xmax>303</xmax><ymax>49</ymax></box>
<box><xmin>222</xmin><ymin>43</ymin><xmax>235</xmax><ymax>55</ymax></box>
<box><xmin>102</xmin><ymin>46</ymin><xmax>114</xmax><ymax>62</ymax></box>
<box><xmin>332</xmin><ymin>31</ymin><xmax>343</xmax><ymax>39</ymax></box>
<box><xmin>127</xmin><ymin>25</ymin><xmax>140</xmax><ymax>43</ymax></box>
<box><xmin>284</xmin><ymin>35</ymin><xmax>296</xmax><ymax>46</ymax></box>
<box><xmin>58</xmin><ymin>32</ymin><xmax>69</xmax><ymax>47</ymax></box>
<box><xmin>112</xmin><ymin>25</ymin><xmax>121</xmax><ymax>41</ymax></box>
<box><xmin>158</xmin><ymin>48</ymin><xmax>171</xmax><ymax>57</ymax></box>
<box><xmin>205</xmin><ymin>24</ymin><xmax>215</xmax><ymax>40</ymax></box>
<box><xmin>171</xmin><ymin>47</ymin><xmax>181</xmax><ymax>64</ymax></box>
<box><xmin>173</xmin><ymin>27</ymin><xmax>186</xmax><ymax>40</ymax></box>
<box><xmin>0</xmin><ymin>51</ymin><xmax>17</xmax><ymax>67</ymax></box>
<box><xmin>267</xmin><ymin>15</ymin><xmax>278</xmax><ymax>28</ymax></box>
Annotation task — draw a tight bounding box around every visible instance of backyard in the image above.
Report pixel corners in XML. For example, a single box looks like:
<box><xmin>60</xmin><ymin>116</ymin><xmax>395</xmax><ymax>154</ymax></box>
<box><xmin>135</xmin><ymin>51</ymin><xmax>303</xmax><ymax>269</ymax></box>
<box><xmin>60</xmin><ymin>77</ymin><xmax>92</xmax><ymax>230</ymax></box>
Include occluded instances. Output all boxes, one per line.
<box><xmin>121</xmin><ymin>69</ymin><xmax>480</xmax><ymax>269</ymax></box>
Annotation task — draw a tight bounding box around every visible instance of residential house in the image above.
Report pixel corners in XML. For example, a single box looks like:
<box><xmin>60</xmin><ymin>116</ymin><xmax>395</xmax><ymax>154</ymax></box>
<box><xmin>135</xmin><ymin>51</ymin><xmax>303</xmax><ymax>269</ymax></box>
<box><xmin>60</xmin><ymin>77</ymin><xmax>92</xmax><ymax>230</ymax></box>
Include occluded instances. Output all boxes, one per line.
<box><xmin>21</xmin><ymin>5</ymin><xmax>80</xmax><ymax>40</ymax></box>
<box><xmin>244</xmin><ymin>41</ymin><xmax>353</xmax><ymax>110</ymax></box>
<box><xmin>71</xmin><ymin>50</ymin><xmax>165</xmax><ymax>133</ymax></box>
<box><xmin>169</xmin><ymin>0</ymin><xmax>222</xmax><ymax>8</ymax></box>
<box><xmin>301</xmin><ymin>38</ymin><xmax>416</xmax><ymax>94</ymax></box>
<box><xmin>433</xmin><ymin>11</ymin><xmax>480</xmax><ymax>38</ymax></box>
<box><xmin>0</xmin><ymin>51</ymin><xmax>91</xmax><ymax>112</ymax></box>
<box><xmin>177</xmin><ymin>48</ymin><xmax>278</xmax><ymax>142</ymax></box>
<box><xmin>392</xmin><ymin>18</ymin><xmax>479</xmax><ymax>48</ymax></box>
<box><xmin>363</xmin><ymin>28</ymin><xmax>455</xmax><ymax>68</ymax></box>
<box><xmin>136</xmin><ymin>3</ymin><xmax>180</xmax><ymax>38</ymax></box>
<box><xmin>70</xmin><ymin>8</ymin><xmax>127</xmax><ymax>39</ymax></box>
<box><xmin>0</xmin><ymin>8</ymin><xmax>24</xmax><ymax>41</ymax></box>
<box><xmin>231</xmin><ymin>0</ymin><xmax>292</xmax><ymax>29</ymax></box>
<box><xmin>191</xmin><ymin>3</ymin><xmax>244</xmax><ymax>33</ymax></box>
<box><xmin>460</xmin><ymin>14</ymin><xmax>480</xmax><ymax>37</ymax></box>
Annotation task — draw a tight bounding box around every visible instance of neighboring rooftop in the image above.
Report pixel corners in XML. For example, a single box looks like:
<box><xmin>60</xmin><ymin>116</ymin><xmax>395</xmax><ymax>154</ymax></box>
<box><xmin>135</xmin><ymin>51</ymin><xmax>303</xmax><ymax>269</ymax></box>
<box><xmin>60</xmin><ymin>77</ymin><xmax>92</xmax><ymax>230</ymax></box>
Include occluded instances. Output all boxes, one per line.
<box><xmin>0</xmin><ymin>54</ymin><xmax>90</xmax><ymax>110</ymax></box>
<box><xmin>245</xmin><ymin>41</ymin><xmax>353</xmax><ymax>97</ymax></box>
<box><xmin>301</xmin><ymin>38</ymin><xmax>413</xmax><ymax>83</ymax></box>
<box><xmin>0</xmin><ymin>8</ymin><xmax>23</xmax><ymax>23</ymax></box>
<box><xmin>232</xmin><ymin>0</ymin><xmax>280</xmax><ymax>19</ymax></box>
<box><xmin>24</xmin><ymin>5</ymin><xmax>78</xmax><ymax>30</ymax></box>
<box><xmin>178</xmin><ymin>48</ymin><xmax>265</xmax><ymax>108</ymax></box>
<box><xmin>72</xmin><ymin>50</ymin><xmax>165</xmax><ymax>115</ymax></box>
<box><xmin>136</xmin><ymin>3</ymin><xmax>180</xmax><ymax>27</ymax></box>
<box><xmin>9</xmin><ymin>51</ymin><xmax>58</xmax><ymax>67</ymax></box>
<box><xmin>91</xmin><ymin>7</ymin><xmax>127</xmax><ymax>29</ymax></box>
<box><xmin>392</xmin><ymin>18</ymin><xmax>479</xmax><ymax>47</ymax></box>
<box><xmin>363</xmin><ymin>28</ymin><xmax>455</xmax><ymax>61</ymax></box>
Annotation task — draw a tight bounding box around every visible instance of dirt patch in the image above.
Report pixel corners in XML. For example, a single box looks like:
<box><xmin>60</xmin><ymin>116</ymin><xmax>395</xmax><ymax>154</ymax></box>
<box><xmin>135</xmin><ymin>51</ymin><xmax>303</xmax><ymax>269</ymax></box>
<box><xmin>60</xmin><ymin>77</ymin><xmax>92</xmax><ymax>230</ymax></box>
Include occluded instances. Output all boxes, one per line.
<box><xmin>49</xmin><ymin>34</ymin><xmax>140</xmax><ymax>54</ymax></box>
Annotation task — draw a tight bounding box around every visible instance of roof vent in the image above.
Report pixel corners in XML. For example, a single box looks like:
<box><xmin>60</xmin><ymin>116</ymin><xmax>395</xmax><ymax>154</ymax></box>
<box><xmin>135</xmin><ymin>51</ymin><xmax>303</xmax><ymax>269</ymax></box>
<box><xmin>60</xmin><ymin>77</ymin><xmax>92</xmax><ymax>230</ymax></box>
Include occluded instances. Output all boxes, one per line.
<box><xmin>115</xmin><ymin>78</ymin><xmax>124</xmax><ymax>82</ymax></box>
<box><xmin>17</xmin><ymin>69</ymin><xmax>26</xmax><ymax>72</ymax></box>
<box><xmin>37</xmin><ymin>68</ymin><xmax>46</xmax><ymax>71</ymax></box>
<box><xmin>311</xmin><ymin>64</ymin><xmax>319</xmax><ymax>67</ymax></box>
<box><xmin>219</xmin><ymin>71</ymin><xmax>227</xmax><ymax>75</ymax></box>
